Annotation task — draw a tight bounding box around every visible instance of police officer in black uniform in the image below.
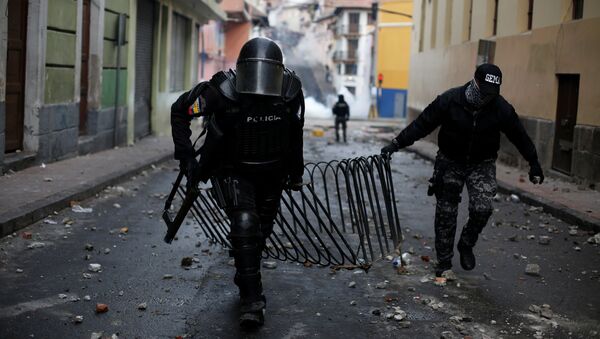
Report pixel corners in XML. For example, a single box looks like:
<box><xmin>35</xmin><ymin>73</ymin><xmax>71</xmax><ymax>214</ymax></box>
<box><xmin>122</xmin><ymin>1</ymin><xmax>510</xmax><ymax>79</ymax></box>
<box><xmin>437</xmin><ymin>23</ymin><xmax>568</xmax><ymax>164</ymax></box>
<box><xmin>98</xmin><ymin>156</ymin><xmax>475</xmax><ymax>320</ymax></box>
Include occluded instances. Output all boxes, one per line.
<box><xmin>170</xmin><ymin>37</ymin><xmax>304</xmax><ymax>328</ymax></box>
<box><xmin>381</xmin><ymin>64</ymin><xmax>544</xmax><ymax>277</ymax></box>
<box><xmin>332</xmin><ymin>94</ymin><xmax>350</xmax><ymax>142</ymax></box>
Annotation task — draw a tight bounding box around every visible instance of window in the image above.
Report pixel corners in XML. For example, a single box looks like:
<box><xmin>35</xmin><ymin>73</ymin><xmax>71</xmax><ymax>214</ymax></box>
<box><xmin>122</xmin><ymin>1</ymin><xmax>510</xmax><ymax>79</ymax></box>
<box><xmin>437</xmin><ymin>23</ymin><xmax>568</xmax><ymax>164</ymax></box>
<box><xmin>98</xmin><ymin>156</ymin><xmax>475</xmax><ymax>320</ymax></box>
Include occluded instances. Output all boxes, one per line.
<box><xmin>492</xmin><ymin>0</ymin><xmax>498</xmax><ymax>35</ymax></box>
<box><xmin>170</xmin><ymin>12</ymin><xmax>190</xmax><ymax>92</ymax></box>
<box><xmin>467</xmin><ymin>0</ymin><xmax>473</xmax><ymax>40</ymax></box>
<box><xmin>444</xmin><ymin>0</ymin><xmax>453</xmax><ymax>46</ymax></box>
<box><xmin>347</xmin><ymin>38</ymin><xmax>358</xmax><ymax>60</ymax></box>
<box><xmin>418</xmin><ymin>0</ymin><xmax>426</xmax><ymax>51</ymax></box>
<box><xmin>527</xmin><ymin>0</ymin><xmax>534</xmax><ymax>30</ymax></box>
<box><xmin>348</xmin><ymin>12</ymin><xmax>360</xmax><ymax>34</ymax></box>
<box><xmin>430</xmin><ymin>0</ymin><xmax>437</xmax><ymax>48</ymax></box>
<box><xmin>572</xmin><ymin>0</ymin><xmax>583</xmax><ymax>20</ymax></box>
<box><xmin>345</xmin><ymin>63</ymin><xmax>357</xmax><ymax>75</ymax></box>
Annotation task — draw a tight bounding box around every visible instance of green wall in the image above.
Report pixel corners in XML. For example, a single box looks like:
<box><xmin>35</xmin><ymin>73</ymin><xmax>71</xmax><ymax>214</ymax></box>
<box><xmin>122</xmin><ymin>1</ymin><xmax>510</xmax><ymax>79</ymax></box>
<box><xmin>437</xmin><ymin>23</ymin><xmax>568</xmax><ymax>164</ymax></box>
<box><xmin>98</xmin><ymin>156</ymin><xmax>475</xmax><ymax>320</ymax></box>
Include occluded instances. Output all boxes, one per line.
<box><xmin>45</xmin><ymin>0</ymin><xmax>78</xmax><ymax>104</ymax></box>
<box><xmin>101</xmin><ymin>0</ymin><xmax>130</xmax><ymax>108</ymax></box>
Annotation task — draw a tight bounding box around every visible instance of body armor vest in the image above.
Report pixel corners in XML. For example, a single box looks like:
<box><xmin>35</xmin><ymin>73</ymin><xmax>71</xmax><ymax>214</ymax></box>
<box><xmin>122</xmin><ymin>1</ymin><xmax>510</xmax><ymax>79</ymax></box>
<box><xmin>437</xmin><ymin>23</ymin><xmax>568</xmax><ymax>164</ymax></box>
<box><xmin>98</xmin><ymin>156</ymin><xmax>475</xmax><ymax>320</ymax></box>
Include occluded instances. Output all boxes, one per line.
<box><xmin>208</xmin><ymin>69</ymin><xmax>302</xmax><ymax>173</ymax></box>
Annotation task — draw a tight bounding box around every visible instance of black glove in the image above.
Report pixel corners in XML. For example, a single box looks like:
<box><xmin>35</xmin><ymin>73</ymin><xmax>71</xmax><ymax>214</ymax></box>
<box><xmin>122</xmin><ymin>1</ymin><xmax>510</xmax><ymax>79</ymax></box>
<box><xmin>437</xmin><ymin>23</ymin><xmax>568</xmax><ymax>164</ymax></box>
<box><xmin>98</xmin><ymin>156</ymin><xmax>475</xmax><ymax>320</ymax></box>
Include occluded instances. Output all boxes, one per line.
<box><xmin>286</xmin><ymin>175</ymin><xmax>303</xmax><ymax>191</ymax></box>
<box><xmin>183</xmin><ymin>157</ymin><xmax>202</xmax><ymax>191</ymax></box>
<box><xmin>380</xmin><ymin>139</ymin><xmax>400</xmax><ymax>158</ymax></box>
<box><xmin>528</xmin><ymin>162</ymin><xmax>544</xmax><ymax>184</ymax></box>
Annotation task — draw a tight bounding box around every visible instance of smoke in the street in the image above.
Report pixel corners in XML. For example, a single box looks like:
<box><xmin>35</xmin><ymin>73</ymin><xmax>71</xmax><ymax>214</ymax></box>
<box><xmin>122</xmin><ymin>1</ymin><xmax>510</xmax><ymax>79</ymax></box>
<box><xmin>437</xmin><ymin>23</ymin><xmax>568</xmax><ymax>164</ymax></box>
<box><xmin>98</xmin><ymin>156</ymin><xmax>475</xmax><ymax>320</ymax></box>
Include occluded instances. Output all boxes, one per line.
<box><xmin>304</xmin><ymin>96</ymin><xmax>331</xmax><ymax>119</ymax></box>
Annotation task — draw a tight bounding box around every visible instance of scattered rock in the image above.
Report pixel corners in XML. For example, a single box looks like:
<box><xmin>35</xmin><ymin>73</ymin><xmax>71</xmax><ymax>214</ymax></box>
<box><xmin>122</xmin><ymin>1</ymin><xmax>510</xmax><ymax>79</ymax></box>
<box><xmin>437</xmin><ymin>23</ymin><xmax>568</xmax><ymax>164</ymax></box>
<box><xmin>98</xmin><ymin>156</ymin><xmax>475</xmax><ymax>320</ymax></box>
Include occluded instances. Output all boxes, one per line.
<box><xmin>88</xmin><ymin>263</ymin><xmax>102</xmax><ymax>272</ymax></box>
<box><xmin>113</xmin><ymin>203</ymin><xmax>121</xmax><ymax>209</ymax></box>
<box><xmin>527</xmin><ymin>235</ymin><xmax>536</xmax><ymax>240</ymax></box>
<box><xmin>227</xmin><ymin>259</ymin><xmax>235</xmax><ymax>266</ymax></box>
<box><xmin>371</xmin><ymin>309</ymin><xmax>381</xmax><ymax>316</ymax></box>
<box><xmin>82</xmin><ymin>273</ymin><xmax>92</xmax><ymax>279</ymax></box>
<box><xmin>15</xmin><ymin>268</ymin><xmax>23</xmax><ymax>273</ymax></box>
<box><xmin>73</xmin><ymin>315</ymin><xmax>84</xmax><ymax>324</ymax></box>
<box><xmin>84</xmin><ymin>295</ymin><xmax>91</xmax><ymax>301</ymax></box>
<box><xmin>104</xmin><ymin>248</ymin><xmax>111</xmax><ymax>254</ymax></box>
<box><xmin>440</xmin><ymin>331</ymin><xmax>456</xmax><ymax>339</ymax></box>
<box><xmin>434</xmin><ymin>277</ymin><xmax>447</xmax><ymax>286</ymax></box>
<box><xmin>84</xmin><ymin>243</ymin><xmax>94</xmax><ymax>251</ymax></box>
<box><xmin>538</xmin><ymin>236</ymin><xmax>551</xmax><ymax>245</ymax></box>
<box><xmin>587</xmin><ymin>233</ymin><xmax>600</xmax><ymax>245</ymax></box>
<box><xmin>510</xmin><ymin>194</ymin><xmax>520</xmax><ymax>203</ymax></box>
<box><xmin>483</xmin><ymin>273</ymin><xmax>492</xmax><ymax>280</ymax></box>
<box><xmin>58</xmin><ymin>294</ymin><xmax>68</xmax><ymax>299</ymax></box>
<box><xmin>508</xmin><ymin>234</ymin><xmax>518</xmax><ymax>242</ymax></box>
<box><xmin>95</xmin><ymin>303</ymin><xmax>109</xmax><ymax>313</ymax></box>
<box><xmin>43</xmin><ymin>219</ymin><xmax>58</xmax><ymax>225</ymax></box>
<box><xmin>181</xmin><ymin>257</ymin><xmax>193</xmax><ymax>267</ymax></box>
<box><xmin>163</xmin><ymin>274</ymin><xmax>173</xmax><ymax>280</ymax></box>
<box><xmin>350</xmin><ymin>300</ymin><xmax>357</xmax><ymax>306</ymax></box>
<box><xmin>21</xmin><ymin>232</ymin><xmax>32</xmax><ymax>239</ymax></box>
<box><xmin>137</xmin><ymin>302</ymin><xmax>148</xmax><ymax>310</ymax></box>
<box><xmin>420</xmin><ymin>255</ymin><xmax>430</xmax><ymax>262</ymax></box>
<box><xmin>525</xmin><ymin>264</ymin><xmax>541</xmax><ymax>276</ymax></box>
<box><xmin>27</xmin><ymin>242</ymin><xmax>45</xmax><ymax>249</ymax></box>
<box><xmin>348</xmin><ymin>281</ymin><xmax>356</xmax><ymax>288</ymax></box>
<box><xmin>119</xmin><ymin>227</ymin><xmax>129</xmax><ymax>234</ymax></box>
<box><xmin>91</xmin><ymin>332</ymin><xmax>103</xmax><ymax>339</ymax></box>
<box><xmin>262</xmin><ymin>261</ymin><xmax>277</xmax><ymax>269</ymax></box>
<box><xmin>441</xmin><ymin>270</ymin><xmax>457</xmax><ymax>281</ymax></box>
<box><xmin>72</xmin><ymin>205</ymin><xmax>93</xmax><ymax>213</ymax></box>
<box><xmin>375</xmin><ymin>281</ymin><xmax>387</xmax><ymax>289</ymax></box>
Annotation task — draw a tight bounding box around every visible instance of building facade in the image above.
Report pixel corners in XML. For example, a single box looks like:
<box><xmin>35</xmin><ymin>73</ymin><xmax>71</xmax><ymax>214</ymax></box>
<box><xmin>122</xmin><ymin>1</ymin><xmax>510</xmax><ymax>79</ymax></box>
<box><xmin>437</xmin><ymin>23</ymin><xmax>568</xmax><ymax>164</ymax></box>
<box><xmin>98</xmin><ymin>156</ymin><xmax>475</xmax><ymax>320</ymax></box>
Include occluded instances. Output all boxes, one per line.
<box><xmin>0</xmin><ymin>0</ymin><xmax>225</xmax><ymax>172</ymax></box>
<box><xmin>409</xmin><ymin>0</ymin><xmax>600</xmax><ymax>185</ymax></box>
<box><xmin>330</xmin><ymin>0</ymin><xmax>375</xmax><ymax>118</ymax></box>
<box><xmin>374</xmin><ymin>0</ymin><xmax>412</xmax><ymax>118</ymax></box>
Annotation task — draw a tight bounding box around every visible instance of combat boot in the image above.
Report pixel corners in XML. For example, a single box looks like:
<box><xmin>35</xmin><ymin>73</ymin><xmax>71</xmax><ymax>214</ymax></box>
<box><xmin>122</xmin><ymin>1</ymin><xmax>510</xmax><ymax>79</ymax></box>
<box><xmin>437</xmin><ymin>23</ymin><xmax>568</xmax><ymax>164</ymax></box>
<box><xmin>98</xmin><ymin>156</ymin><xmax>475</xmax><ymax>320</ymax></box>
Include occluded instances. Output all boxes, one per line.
<box><xmin>457</xmin><ymin>241</ymin><xmax>476</xmax><ymax>271</ymax></box>
<box><xmin>239</xmin><ymin>295</ymin><xmax>266</xmax><ymax>329</ymax></box>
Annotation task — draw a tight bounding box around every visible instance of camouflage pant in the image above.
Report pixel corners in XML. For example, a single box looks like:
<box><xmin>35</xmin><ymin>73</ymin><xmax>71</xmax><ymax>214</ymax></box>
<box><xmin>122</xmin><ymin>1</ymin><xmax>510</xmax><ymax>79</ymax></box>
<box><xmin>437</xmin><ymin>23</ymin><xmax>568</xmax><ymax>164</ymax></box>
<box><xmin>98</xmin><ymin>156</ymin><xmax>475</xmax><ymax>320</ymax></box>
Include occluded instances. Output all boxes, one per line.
<box><xmin>433</xmin><ymin>153</ymin><xmax>497</xmax><ymax>263</ymax></box>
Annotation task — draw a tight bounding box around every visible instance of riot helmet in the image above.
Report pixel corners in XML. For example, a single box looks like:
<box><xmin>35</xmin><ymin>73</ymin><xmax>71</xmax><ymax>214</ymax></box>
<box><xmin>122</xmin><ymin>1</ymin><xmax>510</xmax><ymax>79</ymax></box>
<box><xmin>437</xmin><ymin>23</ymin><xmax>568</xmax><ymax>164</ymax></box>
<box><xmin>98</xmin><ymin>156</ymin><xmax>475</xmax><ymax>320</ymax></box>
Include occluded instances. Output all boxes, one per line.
<box><xmin>235</xmin><ymin>37</ymin><xmax>284</xmax><ymax>96</ymax></box>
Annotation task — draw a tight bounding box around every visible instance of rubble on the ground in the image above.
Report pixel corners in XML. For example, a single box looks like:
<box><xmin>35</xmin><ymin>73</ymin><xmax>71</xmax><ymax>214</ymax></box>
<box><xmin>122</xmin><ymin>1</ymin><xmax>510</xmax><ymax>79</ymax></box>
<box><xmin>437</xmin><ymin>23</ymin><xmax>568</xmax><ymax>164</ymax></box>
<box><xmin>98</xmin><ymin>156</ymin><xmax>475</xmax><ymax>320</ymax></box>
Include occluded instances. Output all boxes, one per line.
<box><xmin>525</xmin><ymin>263</ymin><xmax>541</xmax><ymax>276</ymax></box>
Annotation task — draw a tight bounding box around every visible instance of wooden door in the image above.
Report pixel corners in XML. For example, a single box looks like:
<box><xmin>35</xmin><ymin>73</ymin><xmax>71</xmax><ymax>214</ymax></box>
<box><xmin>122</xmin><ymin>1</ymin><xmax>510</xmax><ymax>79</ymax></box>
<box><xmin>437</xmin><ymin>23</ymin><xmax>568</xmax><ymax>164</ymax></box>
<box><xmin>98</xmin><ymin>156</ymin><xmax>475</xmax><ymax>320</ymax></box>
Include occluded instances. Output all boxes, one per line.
<box><xmin>79</xmin><ymin>0</ymin><xmax>91</xmax><ymax>134</ymax></box>
<box><xmin>5</xmin><ymin>0</ymin><xmax>28</xmax><ymax>152</ymax></box>
<box><xmin>134</xmin><ymin>0</ymin><xmax>155</xmax><ymax>139</ymax></box>
<box><xmin>552</xmin><ymin>74</ymin><xmax>579</xmax><ymax>174</ymax></box>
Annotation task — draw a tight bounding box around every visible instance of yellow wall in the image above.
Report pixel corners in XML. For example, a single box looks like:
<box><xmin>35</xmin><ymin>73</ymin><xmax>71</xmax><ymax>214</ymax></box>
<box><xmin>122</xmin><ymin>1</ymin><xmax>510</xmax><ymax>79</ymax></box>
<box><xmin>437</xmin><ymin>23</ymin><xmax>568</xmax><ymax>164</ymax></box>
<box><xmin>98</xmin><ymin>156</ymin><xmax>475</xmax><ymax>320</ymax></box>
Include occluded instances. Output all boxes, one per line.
<box><xmin>376</xmin><ymin>0</ymin><xmax>413</xmax><ymax>89</ymax></box>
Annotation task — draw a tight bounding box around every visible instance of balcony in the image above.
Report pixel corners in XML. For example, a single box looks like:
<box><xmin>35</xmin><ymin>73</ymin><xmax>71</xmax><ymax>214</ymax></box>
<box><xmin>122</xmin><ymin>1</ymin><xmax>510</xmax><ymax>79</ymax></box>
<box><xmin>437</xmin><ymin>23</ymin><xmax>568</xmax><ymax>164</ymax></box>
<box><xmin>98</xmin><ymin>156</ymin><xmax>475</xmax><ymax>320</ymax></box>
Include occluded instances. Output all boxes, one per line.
<box><xmin>332</xmin><ymin>50</ymin><xmax>358</xmax><ymax>63</ymax></box>
<box><xmin>335</xmin><ymin>24</ymin><xmax>361</xmax><ymax>37</ymax></box>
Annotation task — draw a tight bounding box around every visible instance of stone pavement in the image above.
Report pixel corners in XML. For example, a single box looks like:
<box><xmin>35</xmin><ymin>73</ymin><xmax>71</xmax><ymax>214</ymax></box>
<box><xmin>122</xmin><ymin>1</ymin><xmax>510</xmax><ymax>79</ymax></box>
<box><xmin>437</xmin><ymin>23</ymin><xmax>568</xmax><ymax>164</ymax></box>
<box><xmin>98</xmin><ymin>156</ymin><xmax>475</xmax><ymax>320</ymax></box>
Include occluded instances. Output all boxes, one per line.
<box><xmin>305</xmin><ymin>118</ymin><xmax>600</xmax><ymax>231</ymax></box>
<box><xmin>0</xmin><ymin>136</ymin><xmax>174</xmax><ymax>237</ymax></box>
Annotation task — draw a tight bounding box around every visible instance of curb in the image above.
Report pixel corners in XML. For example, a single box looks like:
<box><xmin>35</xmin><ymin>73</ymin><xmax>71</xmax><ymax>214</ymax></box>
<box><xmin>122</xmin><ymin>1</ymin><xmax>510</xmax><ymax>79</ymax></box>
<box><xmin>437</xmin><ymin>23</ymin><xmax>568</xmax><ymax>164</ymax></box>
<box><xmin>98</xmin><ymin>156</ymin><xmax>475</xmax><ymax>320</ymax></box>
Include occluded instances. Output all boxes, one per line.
<box><xmin>404</xmin><ymin>145</ymin><xmax>600</xmax><ymax>233</ymax></box>
<box><xmin>0</xmin><ymin>153</ymin><xmax>173</xmax><ymax>237</ymax></box>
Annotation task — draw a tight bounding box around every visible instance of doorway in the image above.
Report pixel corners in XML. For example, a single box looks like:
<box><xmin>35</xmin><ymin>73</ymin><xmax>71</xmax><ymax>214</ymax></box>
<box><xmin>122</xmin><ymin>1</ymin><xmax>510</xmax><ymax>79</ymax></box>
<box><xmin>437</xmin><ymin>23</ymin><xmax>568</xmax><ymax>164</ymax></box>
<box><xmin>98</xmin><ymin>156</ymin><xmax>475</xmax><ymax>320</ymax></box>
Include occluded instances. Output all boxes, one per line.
<box><xmin>5</xmin><ymin>0</ymin><xmax>28</xmax><ymax>152</ymax></box>
<box><xmin>134</xmin><ymin>0</ymin><xmax>155</xmax><ymax>140</ymax></box>
<box><xmin>552</xmin><ymin>74</ymin><xmax>579</xmax><ymax>174</ymax></box>
<box><xmin>79</xmin><ymin>0</ymin><xmax>91</xmax><ymax>134</ymax></box>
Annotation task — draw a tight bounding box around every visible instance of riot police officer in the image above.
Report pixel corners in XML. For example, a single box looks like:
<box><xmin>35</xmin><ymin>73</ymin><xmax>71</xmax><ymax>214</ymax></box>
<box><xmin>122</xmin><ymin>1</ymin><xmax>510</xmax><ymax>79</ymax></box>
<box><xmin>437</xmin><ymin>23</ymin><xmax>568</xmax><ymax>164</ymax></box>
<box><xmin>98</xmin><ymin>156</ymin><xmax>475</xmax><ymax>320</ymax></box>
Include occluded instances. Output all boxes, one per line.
<box><xmin>170</xmin><ymin>37</ymin><xmax>304</xmax><ymax>328</ymax></box>
<box><xmin>332</xmin><ymin>94</ymin><xmax>350</xmax><ymax>142</ymax></box>
<box><xmin>381</xmin><ymin>64</ymin><xmax>544</xmax><ymax>277</ymax></box>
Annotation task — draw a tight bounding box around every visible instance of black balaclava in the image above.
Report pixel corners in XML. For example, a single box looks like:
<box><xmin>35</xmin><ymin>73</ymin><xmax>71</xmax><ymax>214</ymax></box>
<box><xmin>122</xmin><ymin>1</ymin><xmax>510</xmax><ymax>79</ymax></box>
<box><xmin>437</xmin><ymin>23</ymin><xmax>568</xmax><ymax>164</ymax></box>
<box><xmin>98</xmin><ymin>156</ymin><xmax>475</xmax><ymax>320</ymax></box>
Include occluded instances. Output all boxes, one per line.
<box><xmin>465</xmin><ymin>79</ymin><xmax>484</xmax><ymax>109</ymax></box>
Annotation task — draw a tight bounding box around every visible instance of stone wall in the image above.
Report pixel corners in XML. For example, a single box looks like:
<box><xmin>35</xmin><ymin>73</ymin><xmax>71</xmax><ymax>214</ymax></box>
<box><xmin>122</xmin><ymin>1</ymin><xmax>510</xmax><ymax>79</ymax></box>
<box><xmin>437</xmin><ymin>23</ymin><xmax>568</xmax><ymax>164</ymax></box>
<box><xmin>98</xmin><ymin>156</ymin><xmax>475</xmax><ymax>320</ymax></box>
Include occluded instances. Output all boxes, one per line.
<box><xmin>37</xmin><ymin>104</ymin><xmax>79</xmax><ymax>162</ymax></box>
<box><xmin>572</xmin><ymin>125</ymin><xmax>600</xmax><ymax>184</ymax></box>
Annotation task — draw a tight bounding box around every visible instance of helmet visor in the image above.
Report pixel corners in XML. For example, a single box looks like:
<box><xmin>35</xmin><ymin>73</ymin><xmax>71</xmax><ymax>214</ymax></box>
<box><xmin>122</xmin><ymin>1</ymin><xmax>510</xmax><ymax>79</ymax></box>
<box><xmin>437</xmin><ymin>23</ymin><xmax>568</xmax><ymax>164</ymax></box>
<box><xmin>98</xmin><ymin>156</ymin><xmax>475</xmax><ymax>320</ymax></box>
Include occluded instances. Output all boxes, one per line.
<box><xmin>236</xmin><ymin>59</ymin><xmax>284</xmax><ymax>96</ymax></box>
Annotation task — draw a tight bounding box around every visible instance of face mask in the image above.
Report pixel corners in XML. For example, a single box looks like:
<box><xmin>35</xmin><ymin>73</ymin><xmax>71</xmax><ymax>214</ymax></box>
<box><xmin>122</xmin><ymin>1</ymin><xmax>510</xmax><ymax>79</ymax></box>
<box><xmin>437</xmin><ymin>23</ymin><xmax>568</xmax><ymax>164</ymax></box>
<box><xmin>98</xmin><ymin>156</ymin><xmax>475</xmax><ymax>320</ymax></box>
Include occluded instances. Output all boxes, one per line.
<box><xmin>465</xmin><ymin>79</ymin><xmax>484</xmax><ymax>108</ymax></box>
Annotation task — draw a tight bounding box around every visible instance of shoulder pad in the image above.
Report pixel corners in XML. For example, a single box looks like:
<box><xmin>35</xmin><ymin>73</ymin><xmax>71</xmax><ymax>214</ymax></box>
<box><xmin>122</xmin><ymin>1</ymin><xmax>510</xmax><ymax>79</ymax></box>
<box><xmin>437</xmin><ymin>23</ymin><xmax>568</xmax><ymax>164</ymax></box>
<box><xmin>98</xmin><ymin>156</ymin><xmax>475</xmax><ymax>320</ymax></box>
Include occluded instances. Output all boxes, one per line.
<box><xmin>282</xmin><ymin>68</ymin><xmax>302</xmax><ymax>102</ymax></box>
<box><xmin>209</xmin><ymin>69</ymin><xmax>238</xmax><ymax>102</ymax></box>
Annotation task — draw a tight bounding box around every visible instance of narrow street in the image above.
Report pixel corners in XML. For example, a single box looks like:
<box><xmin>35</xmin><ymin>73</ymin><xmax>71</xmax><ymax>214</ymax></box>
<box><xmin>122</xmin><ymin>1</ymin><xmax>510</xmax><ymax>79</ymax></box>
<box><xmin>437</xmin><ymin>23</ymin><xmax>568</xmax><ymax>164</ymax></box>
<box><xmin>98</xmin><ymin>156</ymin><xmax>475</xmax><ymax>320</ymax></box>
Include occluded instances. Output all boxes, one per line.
<box><xmin>1</xmin><ymin>123</ymin><xmax>599</xmax><ymax>339</ymax></box>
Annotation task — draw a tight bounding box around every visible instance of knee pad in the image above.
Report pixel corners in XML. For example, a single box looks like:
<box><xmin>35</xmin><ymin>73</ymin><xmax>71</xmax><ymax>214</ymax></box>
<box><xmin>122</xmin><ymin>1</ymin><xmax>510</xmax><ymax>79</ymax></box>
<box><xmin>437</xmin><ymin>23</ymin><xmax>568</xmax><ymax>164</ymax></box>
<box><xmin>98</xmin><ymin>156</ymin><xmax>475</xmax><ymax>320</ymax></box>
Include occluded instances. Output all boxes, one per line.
<box><xmin>230</xmin><ymin>211</ymin><xmax>260</xmax><ymax>239</ymax></box>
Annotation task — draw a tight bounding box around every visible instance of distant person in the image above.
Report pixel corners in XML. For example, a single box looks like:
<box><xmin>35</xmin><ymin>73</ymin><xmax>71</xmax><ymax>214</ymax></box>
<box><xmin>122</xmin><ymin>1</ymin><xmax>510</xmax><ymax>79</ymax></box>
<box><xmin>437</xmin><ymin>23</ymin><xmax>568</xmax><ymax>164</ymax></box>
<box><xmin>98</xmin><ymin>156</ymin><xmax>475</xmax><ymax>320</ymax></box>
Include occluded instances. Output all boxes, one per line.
<box><xmin>380</xmin><ymin>64</ymin><xmax>544</xmax><ymax>277</ymax></box>
<box><xmin>332</xmin><ymin>94</ymin><xmax>350</xmax><ymax>143</ymax></box>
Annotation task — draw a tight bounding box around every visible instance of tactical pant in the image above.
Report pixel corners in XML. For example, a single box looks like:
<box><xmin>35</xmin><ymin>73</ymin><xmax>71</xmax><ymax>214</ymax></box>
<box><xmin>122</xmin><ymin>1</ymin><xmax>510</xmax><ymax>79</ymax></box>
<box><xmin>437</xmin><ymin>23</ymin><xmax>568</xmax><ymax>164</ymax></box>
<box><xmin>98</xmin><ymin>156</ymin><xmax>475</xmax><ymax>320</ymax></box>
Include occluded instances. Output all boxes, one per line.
<box><xmin>335</xmin><ymin>117</ymin><xmax>347</xmax><ymax>142</ymax></box>
<box><xmin>212</xmin><ymin>173</ymin><xmax>283</xmax><ymax>305</ymax></box>
<box><xmin>433</xmin><ymin>153</ymin><xmax>496</xmax><ymax>263</ymax></box>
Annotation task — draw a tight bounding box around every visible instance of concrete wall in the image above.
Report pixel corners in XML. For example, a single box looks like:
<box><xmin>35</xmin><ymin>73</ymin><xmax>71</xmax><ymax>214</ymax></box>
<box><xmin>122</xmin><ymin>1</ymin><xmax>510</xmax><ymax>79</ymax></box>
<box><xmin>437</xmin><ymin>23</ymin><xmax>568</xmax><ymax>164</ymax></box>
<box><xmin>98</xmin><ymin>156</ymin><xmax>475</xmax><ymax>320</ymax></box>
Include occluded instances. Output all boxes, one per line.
<box><xmin>409</xmin><ymin>0</ymin><xmax>600</xmax><ymax>184</ymax></box>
